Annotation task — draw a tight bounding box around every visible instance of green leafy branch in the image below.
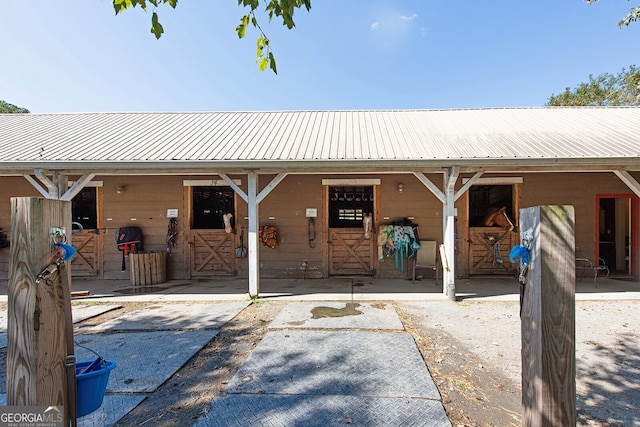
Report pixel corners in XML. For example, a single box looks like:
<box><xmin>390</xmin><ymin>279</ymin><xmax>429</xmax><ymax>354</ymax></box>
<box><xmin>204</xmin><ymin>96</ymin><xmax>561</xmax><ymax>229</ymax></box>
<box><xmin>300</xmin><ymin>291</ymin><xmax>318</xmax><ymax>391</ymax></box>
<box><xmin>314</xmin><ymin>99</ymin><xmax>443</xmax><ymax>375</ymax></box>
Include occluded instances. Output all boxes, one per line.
<box><xmin>586</xmin><ymin>1</ymin><xmax>640</xmax><ymax>27</ymax></box>
<box><xmin>619</xmin><ymin>6</ymin><xmax>640</xmax><ymax>26</ymax></box>
<box><xmin>546</xmin><ymin>65</ymin><xmax>640</xmax><ymax>106</ymax></box>
<box><xmin>113</xmin><ymin>0</ymin><xmax>177</xmax><ymax>38</ymax></box>
<box><xmin>112</xmin><ymin>0</ymin><xmax>311</xmax><ymax>74</ymax></box>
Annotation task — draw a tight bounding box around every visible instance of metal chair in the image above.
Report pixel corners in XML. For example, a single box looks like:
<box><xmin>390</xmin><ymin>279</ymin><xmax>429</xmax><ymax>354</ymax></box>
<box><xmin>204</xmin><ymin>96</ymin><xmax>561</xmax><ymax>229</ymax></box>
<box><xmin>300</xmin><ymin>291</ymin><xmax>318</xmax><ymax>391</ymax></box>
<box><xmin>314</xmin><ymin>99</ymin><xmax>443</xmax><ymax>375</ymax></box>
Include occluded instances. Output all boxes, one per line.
<box><xmin>412</xmin><ymin>240</ymin><xmax>438</xmax><ymax>284</ymax></box>
<box><xmin>575</xmin><ymin>248</ymin><xmax>610</xmax><ymax>285</ymax></box>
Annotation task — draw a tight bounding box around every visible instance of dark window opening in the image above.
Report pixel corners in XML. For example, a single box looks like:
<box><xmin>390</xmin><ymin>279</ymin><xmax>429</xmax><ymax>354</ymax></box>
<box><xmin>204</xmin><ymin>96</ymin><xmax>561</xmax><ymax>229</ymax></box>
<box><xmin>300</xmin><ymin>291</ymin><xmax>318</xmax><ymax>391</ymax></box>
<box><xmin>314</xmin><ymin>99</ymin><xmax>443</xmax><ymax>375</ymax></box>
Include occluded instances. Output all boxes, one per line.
<box><xmin>192</xmin><ymin>186</ymin><xmax>235</xmax><ymax>229</ymax></box>
<box><xmin>469</xmin><ymin>185</ymin><xmax>513</xmax><ymax>227</ymax></box>
<box><xmin>72</xmin><ymin>187</ymin><xmax>97</xmax><ymax>229</ymax></box>
<box><xmin>329</xmin><ymin>186</ymin><xmax>374</xmax><ymax>228</ymax></box>
<box><xmin>598</xmin><ymin>198</ymin><xmax>617</xmax><ymax>269</ymax></box>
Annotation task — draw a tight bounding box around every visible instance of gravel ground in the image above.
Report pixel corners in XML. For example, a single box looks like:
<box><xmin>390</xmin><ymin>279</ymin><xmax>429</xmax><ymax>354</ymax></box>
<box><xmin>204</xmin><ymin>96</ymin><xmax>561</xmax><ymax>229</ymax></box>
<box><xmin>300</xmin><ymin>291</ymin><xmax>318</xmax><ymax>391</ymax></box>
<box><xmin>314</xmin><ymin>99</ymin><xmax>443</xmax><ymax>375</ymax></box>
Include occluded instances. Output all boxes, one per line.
<box><xmin>398</xmin><ymin>299</ymin><xmax>640</xmax><ymax>426</ymax></box>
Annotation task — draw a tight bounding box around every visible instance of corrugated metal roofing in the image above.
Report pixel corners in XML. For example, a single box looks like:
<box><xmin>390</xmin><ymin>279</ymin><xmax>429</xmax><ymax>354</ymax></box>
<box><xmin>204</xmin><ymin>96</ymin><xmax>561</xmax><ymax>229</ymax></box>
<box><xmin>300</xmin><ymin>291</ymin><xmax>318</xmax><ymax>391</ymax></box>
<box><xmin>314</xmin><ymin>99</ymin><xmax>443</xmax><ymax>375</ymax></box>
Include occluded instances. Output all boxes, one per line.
<box><xmin>1</xmin><ymin>108</ymin><xmax>640</xmax><ymax>171</ymax></box>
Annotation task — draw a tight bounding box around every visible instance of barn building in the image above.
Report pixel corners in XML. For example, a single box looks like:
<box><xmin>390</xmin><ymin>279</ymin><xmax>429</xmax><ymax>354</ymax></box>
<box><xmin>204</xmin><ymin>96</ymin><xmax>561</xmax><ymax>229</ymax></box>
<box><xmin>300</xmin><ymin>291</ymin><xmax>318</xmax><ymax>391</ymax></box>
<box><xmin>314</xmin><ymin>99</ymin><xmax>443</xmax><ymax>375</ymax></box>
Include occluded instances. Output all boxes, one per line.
<box><xmin>1</xmin><ymin>107</ymin><xmax>639</xmax><ymax>297</ymax></box>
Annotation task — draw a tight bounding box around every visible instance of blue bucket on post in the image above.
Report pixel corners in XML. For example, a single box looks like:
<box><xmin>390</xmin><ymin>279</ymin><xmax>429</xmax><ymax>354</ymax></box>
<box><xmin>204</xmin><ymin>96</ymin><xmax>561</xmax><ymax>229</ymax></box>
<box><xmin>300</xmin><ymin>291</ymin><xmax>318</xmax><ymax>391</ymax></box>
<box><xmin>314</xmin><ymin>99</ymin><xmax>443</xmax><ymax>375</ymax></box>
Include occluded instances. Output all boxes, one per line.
<box><xmin>76</xmin><ymin>359</ymin><xmax>117</xmax><ymax>417</ymax></box>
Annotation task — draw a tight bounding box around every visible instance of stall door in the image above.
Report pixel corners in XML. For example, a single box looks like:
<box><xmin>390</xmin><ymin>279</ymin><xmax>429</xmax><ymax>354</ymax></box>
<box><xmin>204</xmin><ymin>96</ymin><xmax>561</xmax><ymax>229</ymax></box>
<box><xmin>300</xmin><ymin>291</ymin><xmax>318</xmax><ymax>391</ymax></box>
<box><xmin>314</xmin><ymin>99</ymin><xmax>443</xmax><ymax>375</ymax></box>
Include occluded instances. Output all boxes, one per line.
<box><xmin>328</xmin><ymin>186</ymin><xmax>375</xmax><ymax>276</ymax></box>
<box><xmin>189</xmin><ymin>186</ymin><xmax>237</xmax><ymax>277</ymax></box>
<box><xmin>71</xmin><ymin>187</ymin><xmax>101</xmax><ymax>277</ymax></box>
<box><xmin>191</xmin><ymin>230</ymin><xmax>235</xmax><ymax>275</ymax></box>
<box><xmin>329</xmin><ymin>229</ymin><xmax>374</xmax><ymax>275</ymax></box>
<box><xmin>469</xmin><ymin>227</ymin><xmax>517</xmax><ymax>275</ymax></box>
<box><xmin>468</xmin><ymin>184</ymin><xmax>518</xmax><ymax>276</ymax></box>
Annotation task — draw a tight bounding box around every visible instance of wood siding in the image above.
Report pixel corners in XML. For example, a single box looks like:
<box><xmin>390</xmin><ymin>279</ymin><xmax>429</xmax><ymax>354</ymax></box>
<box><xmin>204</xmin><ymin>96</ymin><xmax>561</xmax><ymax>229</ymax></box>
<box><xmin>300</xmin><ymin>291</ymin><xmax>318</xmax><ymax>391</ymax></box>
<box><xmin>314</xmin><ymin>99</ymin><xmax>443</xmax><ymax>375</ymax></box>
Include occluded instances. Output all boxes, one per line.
<box><xmin>521</xmin><ymin>173</ymin><xmax>635</xmax><ymax>261</ymax></box>
<box><xmin>253</xmin><ymin>175</ymin><xmax>324</xmax><ymax>279</ymax></box>
<box><xmin>1</xmin><ymin>172</ymin><xmax>639</xmax><ymax>281</ymax></box>
<box><xmin>0</xmin><ymin>178</ymin><xmax>41</xmax><ymax>279</ymax></box>
<box><xmin>100</xmin><ymin>176</ymin><xmax>186</xmax><ymax>279</ymax></box>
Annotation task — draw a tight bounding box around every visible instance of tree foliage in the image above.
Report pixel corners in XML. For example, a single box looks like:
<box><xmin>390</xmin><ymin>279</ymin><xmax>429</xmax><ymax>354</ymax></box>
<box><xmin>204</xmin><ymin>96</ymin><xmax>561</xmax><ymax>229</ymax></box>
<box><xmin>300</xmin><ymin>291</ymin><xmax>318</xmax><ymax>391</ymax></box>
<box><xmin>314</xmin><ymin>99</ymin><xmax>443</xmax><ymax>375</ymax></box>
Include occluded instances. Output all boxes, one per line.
<box><xmin>586</xmin><ymin>0</ymin><xmax>640</xmax><ymax>27</ymax></box>
<box><xmin>0</xmin><ymin>100</ymin><xmax>29</xmax><ymax>113</ymax></box>
<box><xmin>112</xmin><ymin>0</ymin><xmax>311</xmax><ymax>74</ymax></box>
<box><xmin>547</xmin><ymin>66</ymin><xmax>640</xmax><ymax>106</ymax></box>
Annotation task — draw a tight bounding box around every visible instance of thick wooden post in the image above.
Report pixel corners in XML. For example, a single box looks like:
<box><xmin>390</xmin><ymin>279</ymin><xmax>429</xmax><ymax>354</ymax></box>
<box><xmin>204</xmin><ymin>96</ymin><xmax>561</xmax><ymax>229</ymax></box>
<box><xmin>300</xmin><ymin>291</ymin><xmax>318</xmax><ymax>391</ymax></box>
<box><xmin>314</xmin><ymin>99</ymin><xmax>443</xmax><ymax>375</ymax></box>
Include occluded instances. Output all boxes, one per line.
<box><xmin>7</xmin><ymin>198</ymin><xmax>72</xmax><ymax>412</ymax></box>
<box><xmin>520</xmin><ymin>205</ymin><xmax>576</xmax><ymax>426</ymax></box>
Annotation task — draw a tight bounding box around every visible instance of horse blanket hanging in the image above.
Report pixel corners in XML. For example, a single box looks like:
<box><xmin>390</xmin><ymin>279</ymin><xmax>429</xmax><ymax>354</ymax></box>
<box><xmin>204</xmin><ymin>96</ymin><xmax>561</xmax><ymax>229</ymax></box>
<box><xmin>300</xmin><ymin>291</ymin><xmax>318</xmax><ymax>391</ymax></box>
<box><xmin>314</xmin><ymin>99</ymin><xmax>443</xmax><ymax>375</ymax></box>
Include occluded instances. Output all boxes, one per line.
<box><xmin>376</xmin><ymin>224</ymin><xmax>420</xmax><ymax>272</ymax></box>
<box><xmin>116</xmin><ymin>226</ymin><xmax>143</xmax><ymax>271</ymax></box>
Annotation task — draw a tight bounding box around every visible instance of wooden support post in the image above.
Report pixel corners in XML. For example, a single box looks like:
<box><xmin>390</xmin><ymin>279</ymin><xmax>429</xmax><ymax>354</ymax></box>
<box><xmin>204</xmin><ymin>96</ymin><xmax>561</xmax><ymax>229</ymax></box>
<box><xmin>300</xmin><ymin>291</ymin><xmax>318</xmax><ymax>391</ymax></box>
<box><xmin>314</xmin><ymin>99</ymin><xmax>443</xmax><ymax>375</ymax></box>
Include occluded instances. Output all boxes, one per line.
<box><xmin>7</xmin><ymin>198</ymin><xmax>72</xmax><ymax>420</ymax></box>
<box><xmin>520</xmin><ymin>205</ymin><xmax>576</xmax><ymax>426</ymax></box>
<box><xmin>247</xmin><ymin>172</ymin><xmax>259</xmax><ymax>297</ymax></box>
<box><xmin>443</xmin><ymin>166</ymin><xmax>459</xmax><ymax>300</ymax></box>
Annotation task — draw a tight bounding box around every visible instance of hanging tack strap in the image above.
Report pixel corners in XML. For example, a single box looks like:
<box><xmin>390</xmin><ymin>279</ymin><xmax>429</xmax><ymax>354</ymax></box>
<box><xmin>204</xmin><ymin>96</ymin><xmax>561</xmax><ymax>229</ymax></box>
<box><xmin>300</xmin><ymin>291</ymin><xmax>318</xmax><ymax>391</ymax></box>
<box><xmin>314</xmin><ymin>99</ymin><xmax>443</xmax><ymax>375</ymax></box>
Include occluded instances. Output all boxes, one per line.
<box><xmin>493</xmin><ymin>240</ymin><xmax>503</xmax><ymax>265</ymax></box>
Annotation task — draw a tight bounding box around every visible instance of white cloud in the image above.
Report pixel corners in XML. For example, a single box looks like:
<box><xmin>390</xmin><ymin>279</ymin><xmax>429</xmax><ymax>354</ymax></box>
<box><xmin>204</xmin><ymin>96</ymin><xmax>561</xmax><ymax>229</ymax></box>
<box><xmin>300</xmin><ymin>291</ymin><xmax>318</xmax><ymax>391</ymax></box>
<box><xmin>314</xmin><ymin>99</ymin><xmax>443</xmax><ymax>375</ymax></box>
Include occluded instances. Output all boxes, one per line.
<box><xmin>399</xmin><ymin>13</ymin><xmax>418</xmax><ymax>21</ymax></box>
<box><xmin>368</xmin><ymin>10</ymin><xmax>422</xmax><ymax>48</ymax></box>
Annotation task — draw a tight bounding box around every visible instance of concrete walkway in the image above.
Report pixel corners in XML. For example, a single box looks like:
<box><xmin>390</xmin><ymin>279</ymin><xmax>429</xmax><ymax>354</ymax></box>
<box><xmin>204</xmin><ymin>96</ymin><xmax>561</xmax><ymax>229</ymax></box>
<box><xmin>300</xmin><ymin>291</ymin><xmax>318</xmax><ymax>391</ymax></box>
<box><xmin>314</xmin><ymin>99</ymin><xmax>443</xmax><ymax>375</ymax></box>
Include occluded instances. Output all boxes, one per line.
<box><xmin>1</xmin><ymin>274</ymin><xmax>636</xmax><ymax>303</ymax></box>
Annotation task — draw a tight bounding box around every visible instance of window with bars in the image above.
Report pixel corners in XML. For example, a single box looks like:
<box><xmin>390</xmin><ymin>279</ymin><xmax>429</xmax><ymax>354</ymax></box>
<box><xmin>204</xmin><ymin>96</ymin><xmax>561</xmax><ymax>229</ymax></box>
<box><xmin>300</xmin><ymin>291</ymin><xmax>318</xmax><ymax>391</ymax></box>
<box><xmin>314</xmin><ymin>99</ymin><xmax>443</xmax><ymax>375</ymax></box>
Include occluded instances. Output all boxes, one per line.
<box><xmin>72</xmin><ymin>187</ymin><xmax>97</xmax><ymax>229</ymax></box>
<box><xmin>192</xmin><ymin>186</ymin><xmax>235</xmax><ymax>229</ymax></box>
<box><xmin>329</xmin><ymin>186</ymin><xmax>374</xmax><ymax>228</ymax></box>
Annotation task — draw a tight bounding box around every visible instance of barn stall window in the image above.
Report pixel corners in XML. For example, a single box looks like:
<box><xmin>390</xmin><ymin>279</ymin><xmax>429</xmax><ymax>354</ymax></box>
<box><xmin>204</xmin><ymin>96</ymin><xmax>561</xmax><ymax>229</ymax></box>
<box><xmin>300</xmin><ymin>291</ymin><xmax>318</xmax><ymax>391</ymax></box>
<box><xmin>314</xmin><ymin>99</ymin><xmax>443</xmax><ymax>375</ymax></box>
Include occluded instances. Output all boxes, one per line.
<box><xmin>329</xmin><ymin>186</ymin><xmax>374</xmax><ymax>228</ymax></box>
<box><xmin>469</xmin><ymin>185</ymin><xmax>514</xmax><ymax>227</ymax></box>
<box><xmin>192</xmin><ymin>186</ymin><xmax>235</xmax><ymax>230</ymax></box>
<box><xmin>72</xmin><ymin>187</ymin><xmax>97</xmax><ymax>230</ymax></box>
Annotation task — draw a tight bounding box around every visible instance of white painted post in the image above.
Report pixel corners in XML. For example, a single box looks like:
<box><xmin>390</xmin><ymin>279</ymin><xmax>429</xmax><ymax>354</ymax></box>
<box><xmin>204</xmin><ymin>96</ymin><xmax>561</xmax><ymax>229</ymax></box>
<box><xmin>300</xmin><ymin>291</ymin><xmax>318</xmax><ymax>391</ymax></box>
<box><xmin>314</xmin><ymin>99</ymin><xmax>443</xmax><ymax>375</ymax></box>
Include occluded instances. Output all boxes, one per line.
<box><xmin>247</xmin><ymin>172</ymin><xmax>259</xmax><ymax>297</ymax></box>
<box><xmin>443</xmin><ymin>167</ymin><xmax>459</xmax><ymax>301</ymax></box>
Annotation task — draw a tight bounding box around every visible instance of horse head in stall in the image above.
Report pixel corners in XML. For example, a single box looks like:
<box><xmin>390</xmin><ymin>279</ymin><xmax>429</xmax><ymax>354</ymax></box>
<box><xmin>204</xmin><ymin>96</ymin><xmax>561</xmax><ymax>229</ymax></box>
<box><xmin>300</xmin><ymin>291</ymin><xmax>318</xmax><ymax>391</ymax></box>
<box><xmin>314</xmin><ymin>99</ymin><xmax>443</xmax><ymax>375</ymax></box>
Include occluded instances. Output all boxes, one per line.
<box><xmin>483</xmin><ymin>206</ymin><xmax>515</xmax><ymax>231</ymax></box>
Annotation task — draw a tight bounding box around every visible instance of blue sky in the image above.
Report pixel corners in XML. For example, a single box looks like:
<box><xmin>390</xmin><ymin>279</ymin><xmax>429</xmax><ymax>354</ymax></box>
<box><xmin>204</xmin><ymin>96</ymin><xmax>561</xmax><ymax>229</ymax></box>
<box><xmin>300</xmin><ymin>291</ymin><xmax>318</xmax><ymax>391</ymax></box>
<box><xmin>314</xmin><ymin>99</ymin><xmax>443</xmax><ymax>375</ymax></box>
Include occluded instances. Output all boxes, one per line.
<box><xmin>2</xmin><ymin>1</ymin><xmax>639</xmax><ymax>113</ymax></box>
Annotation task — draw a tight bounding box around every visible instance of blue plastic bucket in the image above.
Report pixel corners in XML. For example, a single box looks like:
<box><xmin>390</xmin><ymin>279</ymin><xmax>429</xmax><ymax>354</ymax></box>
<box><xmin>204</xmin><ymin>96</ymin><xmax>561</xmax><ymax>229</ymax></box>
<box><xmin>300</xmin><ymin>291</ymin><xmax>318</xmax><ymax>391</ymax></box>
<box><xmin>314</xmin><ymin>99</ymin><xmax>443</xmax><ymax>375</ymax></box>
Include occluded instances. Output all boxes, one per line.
<box><xmin>76</xmin><ymin>359</ymin><xmax>116</xmax><ymax>417</ymax></box>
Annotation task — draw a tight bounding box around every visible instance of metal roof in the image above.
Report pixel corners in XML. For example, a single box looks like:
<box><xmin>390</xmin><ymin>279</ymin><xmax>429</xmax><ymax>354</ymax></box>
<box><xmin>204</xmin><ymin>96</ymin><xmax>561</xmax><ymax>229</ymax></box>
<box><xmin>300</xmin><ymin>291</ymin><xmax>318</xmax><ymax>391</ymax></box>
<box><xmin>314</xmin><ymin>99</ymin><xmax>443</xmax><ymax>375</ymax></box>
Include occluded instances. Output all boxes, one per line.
<box><xmin>1</xmin><ymin>107</ymin><xmax>640</xmax><ymax>174</ymax></box>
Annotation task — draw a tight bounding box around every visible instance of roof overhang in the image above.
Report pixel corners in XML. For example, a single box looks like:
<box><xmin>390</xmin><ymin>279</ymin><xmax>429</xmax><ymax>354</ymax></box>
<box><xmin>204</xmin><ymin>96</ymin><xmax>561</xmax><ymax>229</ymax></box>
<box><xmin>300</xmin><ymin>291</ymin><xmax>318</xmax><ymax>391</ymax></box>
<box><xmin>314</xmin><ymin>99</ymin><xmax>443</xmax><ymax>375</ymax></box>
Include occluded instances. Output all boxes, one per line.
<box><xmin>2</xmin><ymin>157</ymin><xmax>640</xmax><ymax>177</ymax></box>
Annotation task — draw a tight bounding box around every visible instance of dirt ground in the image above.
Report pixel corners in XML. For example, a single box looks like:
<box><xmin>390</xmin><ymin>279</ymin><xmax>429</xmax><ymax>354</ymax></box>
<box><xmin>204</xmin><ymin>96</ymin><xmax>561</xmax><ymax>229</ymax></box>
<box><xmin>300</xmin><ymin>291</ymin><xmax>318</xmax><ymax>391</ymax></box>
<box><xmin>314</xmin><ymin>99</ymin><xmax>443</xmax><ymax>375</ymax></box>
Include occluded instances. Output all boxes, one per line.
<box><xmin>4</xmin><ymin>298</ymin><xmax>638</xmax><ymax>426</ymax></box>
<box><xmin>398</xmin><ymin>302</ymin><xmax>522</xmax><ymax>426</ymax></box>
<box><xmin>397</xmin><ymin>299</ymin><xmax>640</xmax><ymax>426</ymax></box>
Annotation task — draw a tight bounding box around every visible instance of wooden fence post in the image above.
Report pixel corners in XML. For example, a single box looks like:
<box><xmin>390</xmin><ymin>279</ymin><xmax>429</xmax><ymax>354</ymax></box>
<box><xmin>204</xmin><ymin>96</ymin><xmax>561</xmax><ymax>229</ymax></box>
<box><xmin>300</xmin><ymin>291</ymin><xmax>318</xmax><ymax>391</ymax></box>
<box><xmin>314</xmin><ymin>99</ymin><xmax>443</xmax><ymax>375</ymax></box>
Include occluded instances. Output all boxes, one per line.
<box><xmin>520</xmin><ymin>205</ymin><xmax>576</xmax><ymax>426</ymax></box>
<box><xmin>7</xmin><ymin>198</ymin><xmax>72</xmax><ymax>417</ymax></box>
